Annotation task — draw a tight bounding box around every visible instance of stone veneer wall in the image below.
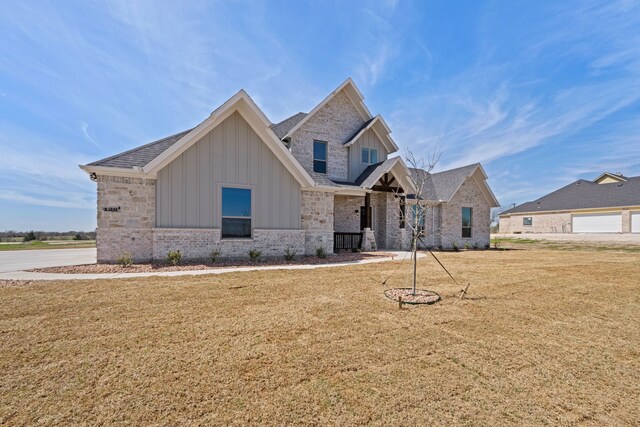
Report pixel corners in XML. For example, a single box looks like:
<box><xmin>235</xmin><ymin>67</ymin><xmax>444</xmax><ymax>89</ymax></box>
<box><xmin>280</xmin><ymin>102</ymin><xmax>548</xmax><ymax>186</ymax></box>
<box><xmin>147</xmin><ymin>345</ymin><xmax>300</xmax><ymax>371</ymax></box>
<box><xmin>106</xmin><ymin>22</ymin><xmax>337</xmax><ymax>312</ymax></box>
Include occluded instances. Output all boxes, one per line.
<box><xmin>289</xmin><ymin>90</ymin><xmax>364</xmax><ymax>182</ymax></box>
<box><xmin>301</xmin><ymin>190</ymin><xmax>334</xmax><ymax>254</ymax></box>
<box><xmin>440</xmin><ymin>178</ymin><xmax>491</xmax><ymax>248</ymax></box>
<box><xmin>96</xmin><ymin>175</ymin><xmax>156</xmax><ymax>262</ymax></box>
<box><xmin>152</xmin><ymin>228</ymin><xmax>305</xmax><ymax>259</ymax></box>
<box><xmin>334</xmin><ymin>195</ymin><xmax>363</xmax><ymax>232</ymax></box>
<box><xmin>499</xmin><ymin>212</ymin><xmax>572</xmax><ymax>234</ymax></box>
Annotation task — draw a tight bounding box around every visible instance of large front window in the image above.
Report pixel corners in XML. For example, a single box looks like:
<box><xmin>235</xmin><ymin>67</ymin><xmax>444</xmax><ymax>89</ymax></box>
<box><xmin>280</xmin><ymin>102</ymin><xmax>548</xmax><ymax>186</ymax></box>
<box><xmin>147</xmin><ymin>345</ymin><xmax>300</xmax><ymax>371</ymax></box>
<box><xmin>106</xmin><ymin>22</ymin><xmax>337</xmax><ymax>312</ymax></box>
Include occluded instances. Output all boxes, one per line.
<box><xmin>313</xmin><ymin>140</ymin><xmax>327</xmax><ymax>174</ymax></box>
<box><xmin>461</xmin><ymin>207</ymin><xmax>472</xmax><ymax>238</ymax></box>
<box><xmin>221</xmin><ymin>187</ymin><xmax>252</xmax><ymax>238</ymax></box>
<box><xmin>412</xmin><ymin>204</ymin><xmax>426</xmax><ymax>235</ymax></box>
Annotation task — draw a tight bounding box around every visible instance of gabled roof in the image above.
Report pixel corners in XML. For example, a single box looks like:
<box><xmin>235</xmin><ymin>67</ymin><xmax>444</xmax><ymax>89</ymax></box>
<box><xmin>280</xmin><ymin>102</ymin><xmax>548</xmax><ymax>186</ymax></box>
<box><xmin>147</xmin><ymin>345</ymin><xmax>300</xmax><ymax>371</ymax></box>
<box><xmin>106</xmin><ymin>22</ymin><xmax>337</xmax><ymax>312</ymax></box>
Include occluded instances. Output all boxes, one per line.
<box><xmin>410</xmin><ymin>163</ymin><xmax>500</xmax><ymax>207</ymax></box>
<box><xmin>81</xmin><ymin>90</ymin><xmax>315</xmax><ymax>188</ymax></box>
<box><xmin>270</xmin><ymin>112</ymin><xmax>307</xmax><ymax>139</ymax></box>
<box><xmin>281</xmin><ymin>78</ymin><xmax>372</xmax><ymax>139</ymax></box>
<box><xmin>593</xmin><ymin>172</ymin><xmax>628</xmax><ymax>184</ymax></box>
<box><xmin>343</xmin><ymin>115</ymin><xmax>399</xmax><ymax>153</ymax></box>
<box><xmin>354</xmin><ymin>157</ymin><xmax>416</xmax><ymax>193</ymax></box>
<box><xmin>88</xmin><ymin>129</ymin><xmax>191</xmax><ymax>169</ymax></box>
<box><xmin>500</xmin><ymin>175</ymin><xmax>640</xmax><ymax>215</ymax></box>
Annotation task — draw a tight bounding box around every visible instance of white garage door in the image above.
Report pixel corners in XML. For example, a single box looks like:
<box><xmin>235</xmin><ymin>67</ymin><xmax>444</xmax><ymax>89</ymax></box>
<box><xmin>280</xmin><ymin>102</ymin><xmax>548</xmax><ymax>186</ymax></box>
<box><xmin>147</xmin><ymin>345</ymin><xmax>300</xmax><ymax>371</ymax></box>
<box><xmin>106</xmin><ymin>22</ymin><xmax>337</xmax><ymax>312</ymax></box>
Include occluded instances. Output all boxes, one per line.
<box><xmin>572</xmin><ymin>213</ymin><xmax>621</xmax><ymax>233</ymax></box>
<box><xmin>632</xmin><ymin>212</ymin><xmax>640</xmax><ymax>233</ymax></box>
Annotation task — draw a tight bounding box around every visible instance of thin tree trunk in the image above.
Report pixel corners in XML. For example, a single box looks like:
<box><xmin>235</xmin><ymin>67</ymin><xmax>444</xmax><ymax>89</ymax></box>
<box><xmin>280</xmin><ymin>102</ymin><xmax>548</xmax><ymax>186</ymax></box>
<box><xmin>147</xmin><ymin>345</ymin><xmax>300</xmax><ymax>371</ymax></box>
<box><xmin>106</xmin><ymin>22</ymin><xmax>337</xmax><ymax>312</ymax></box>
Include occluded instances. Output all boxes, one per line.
<box><xmin>412</xmin><ymin>237</ymin><xmax>417</xmax><ymax>295</ymax></box>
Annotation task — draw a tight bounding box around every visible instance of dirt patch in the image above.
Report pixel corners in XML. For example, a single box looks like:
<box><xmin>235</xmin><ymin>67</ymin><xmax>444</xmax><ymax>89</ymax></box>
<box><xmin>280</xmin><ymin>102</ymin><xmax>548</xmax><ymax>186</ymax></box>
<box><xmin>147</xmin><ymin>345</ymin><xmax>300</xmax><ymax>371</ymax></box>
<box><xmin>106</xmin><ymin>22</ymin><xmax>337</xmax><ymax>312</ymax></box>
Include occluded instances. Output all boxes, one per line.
<box><xmin>384</xmin><ymin>288</ymin><xmax>441</xmax><ymax>304</ymax></box>
<box><xmin>29</xmin><ymin>252</ymin><xmax>394</xmax><ymax>274</ymax></box>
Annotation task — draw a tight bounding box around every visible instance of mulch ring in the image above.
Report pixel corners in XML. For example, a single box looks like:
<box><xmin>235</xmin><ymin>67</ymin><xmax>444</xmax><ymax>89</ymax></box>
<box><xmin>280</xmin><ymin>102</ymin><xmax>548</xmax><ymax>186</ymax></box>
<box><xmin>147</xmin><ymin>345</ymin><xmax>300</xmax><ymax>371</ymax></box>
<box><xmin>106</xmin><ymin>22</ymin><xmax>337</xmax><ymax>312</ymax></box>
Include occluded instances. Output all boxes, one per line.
<box><xmin>384</xmin><ymin>288</ymin><xmax>441</xmax><ymax>305</ymax></box>
<box><xmin>28</xmin><ymin>252</ymin><xmax>396</xmax><ymax>274</ymax></box>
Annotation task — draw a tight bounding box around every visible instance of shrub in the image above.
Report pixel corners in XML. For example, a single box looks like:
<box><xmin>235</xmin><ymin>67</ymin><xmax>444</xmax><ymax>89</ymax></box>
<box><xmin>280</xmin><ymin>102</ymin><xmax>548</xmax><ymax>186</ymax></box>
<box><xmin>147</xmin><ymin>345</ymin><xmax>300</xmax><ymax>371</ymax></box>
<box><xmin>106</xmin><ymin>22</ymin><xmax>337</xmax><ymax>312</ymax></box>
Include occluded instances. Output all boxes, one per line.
<box><xmin>493</xmin><ymin>239</ymin><xmax>499</xmax><ymax>249</ymax></box>
<box><xmin>248</xmin><ymin>249</ymin><xmax>262</xmax><ymax>261</ymax></box>
<box><xmin>23</xmin><ymin>231</ymin><xmax>37</xmax><ymax>242</ymax></box>
<box><xmin>316</xmin><ymin>247</ymin><xmax>327</xmax><ymax>259</ymax></box>
<box><xmin>167</xmin><ymin>250</ymin><xmax>182</xmax><ymax>266</ymax></box>
<box><xmin>452</xmin><ymin>242</ymin><xmax>460</xmax><ymax>252</ymax></box>
<box><xmin>473</xmin><ymin>241</ymin><xmax>479</xmax><ymax>250</ymax></box>
<box><xmin>209</xmin><ymin>249</ymin><xmax>220</xmax><ymax>263</ymax></box>
<box><xmin>116</xmin><ymin>252</ymin><xmax>133</xmax><ymax>267</ymax></box>
<box><xmin>283</xmin><ymin>247</ymin><xmax>296</xmax><ymax>261</ymax></box>
<box><xmin>464</xmin><ymin>243</ymin><xmax>470</xmax><ymax>250</ymax></box>
<box><xmin>351</xmin><ymin>247</ymin><xmax>361</xmax><ymax>253</ymax></box>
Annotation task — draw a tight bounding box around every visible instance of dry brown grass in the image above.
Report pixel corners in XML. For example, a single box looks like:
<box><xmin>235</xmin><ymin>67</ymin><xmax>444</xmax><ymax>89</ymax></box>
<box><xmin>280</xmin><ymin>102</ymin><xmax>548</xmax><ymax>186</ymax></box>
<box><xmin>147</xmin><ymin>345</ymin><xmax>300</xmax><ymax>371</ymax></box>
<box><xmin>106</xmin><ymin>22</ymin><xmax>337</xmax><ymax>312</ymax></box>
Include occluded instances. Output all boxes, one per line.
<box><xmin>1</xmin><ymin>248</ymin><xmax>639</xmax><ymax>425</ymax></box>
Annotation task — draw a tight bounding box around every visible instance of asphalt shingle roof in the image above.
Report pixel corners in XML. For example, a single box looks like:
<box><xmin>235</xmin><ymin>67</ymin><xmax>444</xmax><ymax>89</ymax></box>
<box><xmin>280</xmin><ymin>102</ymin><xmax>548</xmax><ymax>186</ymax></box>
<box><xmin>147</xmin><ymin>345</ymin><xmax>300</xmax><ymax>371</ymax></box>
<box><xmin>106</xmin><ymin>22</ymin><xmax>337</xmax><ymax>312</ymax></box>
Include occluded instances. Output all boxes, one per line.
<box><xmin>270</xmin><ymin>112</ymin><xmax>307</xmax><ymax>139</ymax></box>
<box><xmin>501</xmin><ymin>176</ymin><xmax>640</xmax><ymax>215</ymax></box>
<box><xmin>88</xmin><ymin>129</ymin><xmax>192</xmax><ymax>169</ymax></box>
<box><xmin>409</xmin><ymin>163</ymin><xmax>480</xmax><ymax>202</ymax></box>
<box><xmin>343</xmin><ymin>117</ymin><xmax>375</xmax><ymax>145</ymax></box>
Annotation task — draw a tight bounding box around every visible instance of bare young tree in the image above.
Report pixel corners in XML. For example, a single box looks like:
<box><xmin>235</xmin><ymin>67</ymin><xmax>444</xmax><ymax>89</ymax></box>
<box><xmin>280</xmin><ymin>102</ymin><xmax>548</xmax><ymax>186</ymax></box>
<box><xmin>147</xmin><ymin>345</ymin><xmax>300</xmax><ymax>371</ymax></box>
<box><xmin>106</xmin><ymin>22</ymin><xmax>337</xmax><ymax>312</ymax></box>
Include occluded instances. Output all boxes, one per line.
<box><xmin>394</xmin><ymin>148</ymin><xmax>441</xmax><ymax>296</ymax></box>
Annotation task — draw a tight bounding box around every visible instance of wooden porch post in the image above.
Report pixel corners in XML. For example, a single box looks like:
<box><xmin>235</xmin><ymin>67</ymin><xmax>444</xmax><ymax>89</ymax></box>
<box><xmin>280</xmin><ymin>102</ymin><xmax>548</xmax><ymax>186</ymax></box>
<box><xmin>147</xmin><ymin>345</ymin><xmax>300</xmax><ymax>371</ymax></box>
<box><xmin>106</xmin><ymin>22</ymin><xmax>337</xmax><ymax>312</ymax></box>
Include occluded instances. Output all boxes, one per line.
<box><xmin>364</xmin><ymin>193</ymin><xmax>371</xmax><ymax>229</ymax></box>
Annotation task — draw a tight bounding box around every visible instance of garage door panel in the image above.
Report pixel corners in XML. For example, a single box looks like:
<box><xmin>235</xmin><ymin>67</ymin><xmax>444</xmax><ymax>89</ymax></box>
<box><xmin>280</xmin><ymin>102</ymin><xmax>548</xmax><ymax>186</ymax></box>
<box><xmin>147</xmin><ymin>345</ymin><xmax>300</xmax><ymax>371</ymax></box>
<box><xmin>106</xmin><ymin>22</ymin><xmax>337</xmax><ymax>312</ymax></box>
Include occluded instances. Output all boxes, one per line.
<box><xmin>572</xmin><ymin>213</ymin><xmax>621</xmax><ymax>233</ymax></box>
<box><xmin>632</xmin><ymin>213</ymin><xmax>640</xmax><ymax>233</ymax></box>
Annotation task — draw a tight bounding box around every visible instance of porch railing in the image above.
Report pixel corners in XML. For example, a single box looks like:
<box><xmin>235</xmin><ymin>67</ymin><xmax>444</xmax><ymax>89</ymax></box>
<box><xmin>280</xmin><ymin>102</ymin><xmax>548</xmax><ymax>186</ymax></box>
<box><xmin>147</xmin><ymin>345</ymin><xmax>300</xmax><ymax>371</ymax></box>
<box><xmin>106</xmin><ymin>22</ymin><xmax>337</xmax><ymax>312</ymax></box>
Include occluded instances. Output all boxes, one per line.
<box><xmin>333</xmin><ymin>232</ymin><xmax>363</xmax><ymax>252</ymax></box>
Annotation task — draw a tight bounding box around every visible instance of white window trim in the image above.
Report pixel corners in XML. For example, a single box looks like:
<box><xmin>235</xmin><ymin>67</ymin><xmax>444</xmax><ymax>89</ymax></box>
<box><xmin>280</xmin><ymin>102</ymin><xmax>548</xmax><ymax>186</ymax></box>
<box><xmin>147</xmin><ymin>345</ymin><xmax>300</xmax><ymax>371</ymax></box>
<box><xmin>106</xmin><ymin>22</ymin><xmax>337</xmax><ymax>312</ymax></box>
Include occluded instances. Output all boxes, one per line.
<box><xmin>218</xmin><ymin>184</ymin><xmax>256</xmax><ymax>240</ymax></box>
<box><xmin>361</xmin><ymin>147</ymin><xmax>378</xmax><ymax>164</ymax></box>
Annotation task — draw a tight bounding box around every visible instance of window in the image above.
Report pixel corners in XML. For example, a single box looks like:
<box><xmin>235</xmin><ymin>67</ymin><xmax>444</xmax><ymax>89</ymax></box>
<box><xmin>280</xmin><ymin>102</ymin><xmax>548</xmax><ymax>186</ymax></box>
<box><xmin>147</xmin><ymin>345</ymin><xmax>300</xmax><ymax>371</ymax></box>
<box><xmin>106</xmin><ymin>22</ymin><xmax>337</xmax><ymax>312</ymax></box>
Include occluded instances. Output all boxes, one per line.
<box><xmin>523</xmin><ymin>217</ymin><xmax>533</xmax><ymax>226</ymax></box>
<box><xmin>361</xmin><ymin>147</ymin><xmax>378</xmax><ymax>164</ymax></box>
<box><xmin>412</xmin><ymin>204</ymin><xmax>426</xmax><ymax>235</ymax></box>
<box><xmin>221</xmin><ymin>187</ymin><xmax>251</xmax><ymax>238</ymax></box>
<box><xmin>313</xmin><ymin>140</ymin><xmax>327</xmax><ymax>174</ymax></box>
<box><xmin>461</xmin><ymin>207</ymin><xmax>472</xmax><ymax>238</ymax></box>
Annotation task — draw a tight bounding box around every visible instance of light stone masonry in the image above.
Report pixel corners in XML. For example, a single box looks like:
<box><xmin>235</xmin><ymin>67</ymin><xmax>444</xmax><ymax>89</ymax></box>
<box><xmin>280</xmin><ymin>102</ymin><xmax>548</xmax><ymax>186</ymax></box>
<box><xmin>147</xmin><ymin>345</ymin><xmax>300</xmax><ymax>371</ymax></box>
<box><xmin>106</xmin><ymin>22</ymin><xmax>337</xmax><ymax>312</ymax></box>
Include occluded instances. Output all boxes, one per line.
<box><xmin>440</xmin><ymin>178</ymin><xmax>491</xmax><ymax>248</ymax></box>
<box><xmin>289</xmin><ymin>90</ymin><xmax>364</xmax><ymax>182</ymax></box>
<box><xmin>300</xmin><ymin>190</ymin><xmax>334</xmax><ymax>254</ymax></box>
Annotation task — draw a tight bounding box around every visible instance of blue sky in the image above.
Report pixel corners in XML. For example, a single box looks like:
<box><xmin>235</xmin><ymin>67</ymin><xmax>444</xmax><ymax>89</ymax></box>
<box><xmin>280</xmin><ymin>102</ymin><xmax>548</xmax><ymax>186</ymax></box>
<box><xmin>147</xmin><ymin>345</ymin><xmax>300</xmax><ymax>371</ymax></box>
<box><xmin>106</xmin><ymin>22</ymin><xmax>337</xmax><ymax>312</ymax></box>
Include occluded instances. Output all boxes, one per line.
<box><xmin>1</xmin><ymin>0</ymin><xmax>639</xmax><ymax>231</ymax></box>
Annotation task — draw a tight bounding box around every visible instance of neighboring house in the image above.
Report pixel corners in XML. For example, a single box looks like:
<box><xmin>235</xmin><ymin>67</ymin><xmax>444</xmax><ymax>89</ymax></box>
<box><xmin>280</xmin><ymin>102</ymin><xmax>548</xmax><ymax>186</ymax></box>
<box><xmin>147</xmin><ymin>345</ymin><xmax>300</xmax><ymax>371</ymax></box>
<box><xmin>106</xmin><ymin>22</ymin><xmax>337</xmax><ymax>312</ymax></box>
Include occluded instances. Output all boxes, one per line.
<box><xmin>81</xmin><ymin>78</ymin><xmax>499</xmax><ymax>262</ymax></box>
<box><xmin>499</xmin><ymin>172</ymin><xmax>640</xmax><ymax>234</ymax></box>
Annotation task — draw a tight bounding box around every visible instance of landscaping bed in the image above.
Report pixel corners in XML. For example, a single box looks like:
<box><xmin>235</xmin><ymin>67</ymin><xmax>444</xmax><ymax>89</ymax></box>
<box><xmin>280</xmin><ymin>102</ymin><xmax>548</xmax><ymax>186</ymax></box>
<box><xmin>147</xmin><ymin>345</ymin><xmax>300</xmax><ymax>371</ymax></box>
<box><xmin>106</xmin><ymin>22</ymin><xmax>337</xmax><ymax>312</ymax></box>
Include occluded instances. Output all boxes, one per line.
<box><xmin>29</xmin><ymin>251</ymin><xmax>394</xmax><ymax>274</ymax></box>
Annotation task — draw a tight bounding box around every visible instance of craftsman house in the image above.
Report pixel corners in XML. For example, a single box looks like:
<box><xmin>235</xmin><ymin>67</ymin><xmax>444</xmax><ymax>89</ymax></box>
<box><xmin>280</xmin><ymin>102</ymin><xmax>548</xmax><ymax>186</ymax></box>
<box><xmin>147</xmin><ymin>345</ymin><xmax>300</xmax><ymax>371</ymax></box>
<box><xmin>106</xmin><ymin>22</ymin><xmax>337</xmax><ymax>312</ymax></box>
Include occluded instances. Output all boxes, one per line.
<box><xmin>81</xmin><ymin>78</ymin><xmax>499</xmax><ymax>262</ymax></box>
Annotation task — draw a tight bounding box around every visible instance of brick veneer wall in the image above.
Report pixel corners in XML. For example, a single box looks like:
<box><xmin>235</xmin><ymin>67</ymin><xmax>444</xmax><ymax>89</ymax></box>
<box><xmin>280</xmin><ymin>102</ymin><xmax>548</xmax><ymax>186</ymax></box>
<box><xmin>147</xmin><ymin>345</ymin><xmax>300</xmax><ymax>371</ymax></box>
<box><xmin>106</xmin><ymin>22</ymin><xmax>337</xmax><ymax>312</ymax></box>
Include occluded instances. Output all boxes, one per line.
<box><xmin>334</xmin><ymin>195</ymin><xmax>363</xmax><ymax>232</ymax></box>
<box><xmin>499</xmin><ymin>213</ymin><xmax>572</xmax><ymax>234</ymax></box>
<box><xmin>440</xmin><ymin>178</ymin><xmax>491</xmax><ymax>249</ymax></box>
<box><xmin>289</xmin><ymin>90</ymin><xmax>364</xmax><ymax>182</ymax></box>
<box><xmin>152</xmin><ymin>228</ymin><xmax>305</xmax><ymax>259</ymax></box>
<box><xmin>96</xmin><ymin>175</ymin><xmax>156</xmax><ymax>262</ymax></box>
<box><xmin>301</xmin><ymin>190</ymin><xmax>334</xmax><ymax>254</ymax></box>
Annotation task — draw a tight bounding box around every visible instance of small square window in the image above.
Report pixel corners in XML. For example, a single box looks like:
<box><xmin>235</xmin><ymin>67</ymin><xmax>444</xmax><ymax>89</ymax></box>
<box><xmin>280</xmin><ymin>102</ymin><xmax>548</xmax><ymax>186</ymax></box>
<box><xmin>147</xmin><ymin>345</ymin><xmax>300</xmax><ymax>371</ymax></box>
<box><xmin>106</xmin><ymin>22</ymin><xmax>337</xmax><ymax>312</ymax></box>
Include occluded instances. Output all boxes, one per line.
<box><xmin>370</xmin><ymin>149</ymin><xmax>378</xmax><ymax>164</ymax></box>
<box><xmin>523</xmin><ymin>217</ymin><xmax>533</xmax><ymax>226</ymax></box>
<box><xmin>361</xmin><ymin>148</ymin><xmax>378</xmax><ymax>164</ymax></box>
<box><xmin>361</xmin><ymin>147</ymin><xmax>369</xmax><ymax>163</ymax></box>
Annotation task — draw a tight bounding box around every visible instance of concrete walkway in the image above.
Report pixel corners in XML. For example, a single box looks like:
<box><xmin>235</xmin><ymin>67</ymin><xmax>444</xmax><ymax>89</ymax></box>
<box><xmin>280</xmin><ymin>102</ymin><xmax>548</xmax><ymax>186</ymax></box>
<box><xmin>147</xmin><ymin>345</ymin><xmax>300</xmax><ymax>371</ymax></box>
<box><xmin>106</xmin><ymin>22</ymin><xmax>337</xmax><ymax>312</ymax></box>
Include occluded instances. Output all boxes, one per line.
<box><xmin>0</xmin><ymin>248</ymin><xmax>96</xmax><ymax>273</ymax></box>
<box><xmin>0</xmin><ymin>251</ymin><xmax>422</xmax><ymax>281</ymax></box>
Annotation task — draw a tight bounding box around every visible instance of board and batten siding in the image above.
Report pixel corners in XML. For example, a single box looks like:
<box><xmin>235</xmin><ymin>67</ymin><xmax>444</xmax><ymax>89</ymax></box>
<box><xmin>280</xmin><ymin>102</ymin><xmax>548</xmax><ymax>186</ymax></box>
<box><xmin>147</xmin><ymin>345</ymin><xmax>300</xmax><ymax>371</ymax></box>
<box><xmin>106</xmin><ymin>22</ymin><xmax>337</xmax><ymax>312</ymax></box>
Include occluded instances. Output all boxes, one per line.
<box><xmin>348</xmin><ymin>128</ymin><xmax>389</xmax><ymax>182</ymax></box>
<box><xmin>156</xmin><ymin>111</ymin><xmax>302</xmax><ymax>230</ymax></box>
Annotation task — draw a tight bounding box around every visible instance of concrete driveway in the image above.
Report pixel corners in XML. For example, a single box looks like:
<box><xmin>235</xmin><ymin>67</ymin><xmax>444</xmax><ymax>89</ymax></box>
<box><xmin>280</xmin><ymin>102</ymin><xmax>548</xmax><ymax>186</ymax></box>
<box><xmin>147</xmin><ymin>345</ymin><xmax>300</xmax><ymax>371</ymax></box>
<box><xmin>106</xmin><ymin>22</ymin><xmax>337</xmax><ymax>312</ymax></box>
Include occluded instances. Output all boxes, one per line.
<box><xmin>0</xmin><ymin>248</ymin><xmax>96</xmax><ymax>273</ymax></box>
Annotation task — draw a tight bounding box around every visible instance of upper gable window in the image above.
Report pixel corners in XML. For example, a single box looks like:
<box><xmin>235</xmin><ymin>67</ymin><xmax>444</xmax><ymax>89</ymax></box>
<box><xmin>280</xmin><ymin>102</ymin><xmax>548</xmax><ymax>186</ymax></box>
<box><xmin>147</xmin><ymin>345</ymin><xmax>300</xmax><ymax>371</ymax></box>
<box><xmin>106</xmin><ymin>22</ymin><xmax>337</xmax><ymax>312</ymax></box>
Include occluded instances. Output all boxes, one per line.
<box><xmin>313</xmin><ymin>140</ymin><xmax>327</xmax><ymax>174</ymax></box>
<box><xmin>362</xmin><ymin>148</ymin><xmax>378</xmax><ymax>164</ymax></box>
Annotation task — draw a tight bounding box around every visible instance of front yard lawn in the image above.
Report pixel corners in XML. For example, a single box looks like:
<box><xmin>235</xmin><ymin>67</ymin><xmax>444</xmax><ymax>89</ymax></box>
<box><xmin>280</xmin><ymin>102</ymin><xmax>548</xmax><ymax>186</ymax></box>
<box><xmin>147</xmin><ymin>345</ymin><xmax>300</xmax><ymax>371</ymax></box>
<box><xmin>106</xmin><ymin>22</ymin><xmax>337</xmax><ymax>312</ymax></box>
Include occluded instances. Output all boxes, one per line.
<box><xmin>1</xmin><ymin>248</ymin><xmax>638</xmax><ymax>425</ymax></box>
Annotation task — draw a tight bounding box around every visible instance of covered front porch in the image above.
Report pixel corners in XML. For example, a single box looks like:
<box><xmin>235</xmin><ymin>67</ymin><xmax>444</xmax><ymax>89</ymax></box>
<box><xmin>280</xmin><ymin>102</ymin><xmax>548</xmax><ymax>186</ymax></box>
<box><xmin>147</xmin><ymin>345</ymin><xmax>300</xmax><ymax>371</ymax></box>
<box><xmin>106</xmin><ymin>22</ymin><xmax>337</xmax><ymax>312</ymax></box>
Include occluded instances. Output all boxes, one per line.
<box><xmin>332</xmin><ymin>162</ymin><xmax>415</xmax><ymax>252</ymax></box>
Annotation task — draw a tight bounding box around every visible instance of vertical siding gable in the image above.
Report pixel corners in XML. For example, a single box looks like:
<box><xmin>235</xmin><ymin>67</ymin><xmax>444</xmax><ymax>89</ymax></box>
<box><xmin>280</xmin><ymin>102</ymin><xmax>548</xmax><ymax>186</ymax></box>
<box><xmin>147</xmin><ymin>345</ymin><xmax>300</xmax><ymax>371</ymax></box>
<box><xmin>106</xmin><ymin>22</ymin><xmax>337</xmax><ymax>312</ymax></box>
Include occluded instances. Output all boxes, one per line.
<box><xmin>348</xmin><ymin>128</ymin><xmax>389</xmax><ymax>182</ymax></box>
<box><xmin>156</xmin><ymin>111</ymin><xmax>301</xmax><ymax>229</ymax></box>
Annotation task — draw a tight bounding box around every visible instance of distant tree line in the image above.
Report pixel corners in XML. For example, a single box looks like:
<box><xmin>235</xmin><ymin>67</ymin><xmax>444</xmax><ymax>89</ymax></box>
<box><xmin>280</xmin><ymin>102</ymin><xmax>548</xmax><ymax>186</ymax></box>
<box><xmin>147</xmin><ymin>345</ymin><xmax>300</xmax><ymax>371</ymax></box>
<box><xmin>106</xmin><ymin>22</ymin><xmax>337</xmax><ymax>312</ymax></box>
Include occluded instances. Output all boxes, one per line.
<box><xmin>0</xmin><ymin>230</ymin><xmax>96</xmax><ymax>242</ymax></box>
